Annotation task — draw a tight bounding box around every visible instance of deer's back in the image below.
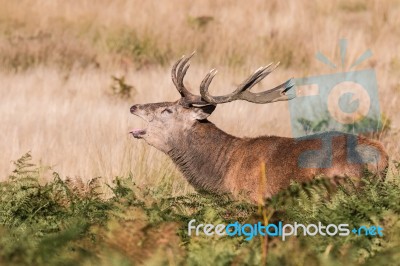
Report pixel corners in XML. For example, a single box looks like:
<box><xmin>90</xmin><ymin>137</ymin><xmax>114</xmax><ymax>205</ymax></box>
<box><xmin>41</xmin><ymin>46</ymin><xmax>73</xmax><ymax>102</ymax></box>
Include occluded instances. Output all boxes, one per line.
<box><xmin>223</xmin><ymin>132</ymin><xmax>388</xmax><ymax>202</ymax></box>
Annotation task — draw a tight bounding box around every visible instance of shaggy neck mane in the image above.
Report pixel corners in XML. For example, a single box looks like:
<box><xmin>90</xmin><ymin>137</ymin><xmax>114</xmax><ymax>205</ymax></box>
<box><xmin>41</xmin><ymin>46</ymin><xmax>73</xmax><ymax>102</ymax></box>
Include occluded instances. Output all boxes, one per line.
<box><xmin>167</xmin><ymin>120</ymin><xmax>239</xmax><ymax>192</ymax></box>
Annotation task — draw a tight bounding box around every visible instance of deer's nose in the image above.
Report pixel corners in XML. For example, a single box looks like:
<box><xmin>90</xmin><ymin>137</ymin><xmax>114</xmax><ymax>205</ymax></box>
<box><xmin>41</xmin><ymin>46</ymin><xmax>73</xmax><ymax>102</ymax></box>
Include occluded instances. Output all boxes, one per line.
<box><xmin>130</xmin><ymin>105</ymin><xmax>138</xmax><ymax>114</ymax></box>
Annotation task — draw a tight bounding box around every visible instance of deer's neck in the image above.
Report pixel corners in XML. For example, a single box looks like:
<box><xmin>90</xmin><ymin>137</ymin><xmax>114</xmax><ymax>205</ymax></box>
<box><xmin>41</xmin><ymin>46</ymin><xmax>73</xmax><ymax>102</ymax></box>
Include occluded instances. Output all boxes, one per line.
<box><xmin>167</xmin><ymin>121</ymin><xmax>239</xmax><ymax>193</ymax></box>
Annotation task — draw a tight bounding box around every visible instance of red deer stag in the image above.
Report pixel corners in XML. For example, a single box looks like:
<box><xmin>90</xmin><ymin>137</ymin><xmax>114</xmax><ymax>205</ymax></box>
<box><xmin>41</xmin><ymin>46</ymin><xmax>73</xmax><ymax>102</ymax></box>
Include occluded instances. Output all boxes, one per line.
<box><xmin>129</xmin><ymin>54</ymin><xmax>388</xmax><ymax>203</ymax></box>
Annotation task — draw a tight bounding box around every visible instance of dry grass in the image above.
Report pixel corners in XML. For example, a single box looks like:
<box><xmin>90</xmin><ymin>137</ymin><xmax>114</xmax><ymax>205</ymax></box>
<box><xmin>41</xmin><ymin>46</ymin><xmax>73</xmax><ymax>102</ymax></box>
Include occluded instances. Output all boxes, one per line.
<box><xmin>1</xmin><ymin>0</ymin><xmax>400</xmax><ymax>190</ymax></box>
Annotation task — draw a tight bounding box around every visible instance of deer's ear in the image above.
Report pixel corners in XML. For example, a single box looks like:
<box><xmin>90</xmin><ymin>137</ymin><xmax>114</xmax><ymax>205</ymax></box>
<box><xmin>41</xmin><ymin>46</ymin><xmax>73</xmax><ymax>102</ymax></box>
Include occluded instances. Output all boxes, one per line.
<box><xmin>192</xmin><ymin>105</ymin><xmax>216</xmax><ymax>120</ymax></box>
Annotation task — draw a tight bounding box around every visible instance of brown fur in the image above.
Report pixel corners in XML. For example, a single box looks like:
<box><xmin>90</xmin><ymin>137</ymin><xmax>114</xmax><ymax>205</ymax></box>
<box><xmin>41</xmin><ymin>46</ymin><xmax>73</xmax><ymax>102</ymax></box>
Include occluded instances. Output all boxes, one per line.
<box><xmin>165</xmin><ymin>120</ymin><xmax>388</xmax><ymax>202</ymax></box>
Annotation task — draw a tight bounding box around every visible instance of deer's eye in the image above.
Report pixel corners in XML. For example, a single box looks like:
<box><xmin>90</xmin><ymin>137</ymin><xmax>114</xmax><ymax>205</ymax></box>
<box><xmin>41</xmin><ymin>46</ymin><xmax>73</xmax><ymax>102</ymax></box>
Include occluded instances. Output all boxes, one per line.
<box><xmin>161</xmin><ymin>108</ymin><xmax>173</xmax><ymax>114</ymax></box>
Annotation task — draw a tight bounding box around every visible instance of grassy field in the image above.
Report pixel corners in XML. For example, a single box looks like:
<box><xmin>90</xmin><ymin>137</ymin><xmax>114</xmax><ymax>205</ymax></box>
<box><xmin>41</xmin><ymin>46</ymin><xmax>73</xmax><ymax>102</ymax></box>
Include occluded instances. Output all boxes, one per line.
<box><xmin>1</xmin><ymin>0</ymin><xmax>400</xmax><ymax>265</ymax></box>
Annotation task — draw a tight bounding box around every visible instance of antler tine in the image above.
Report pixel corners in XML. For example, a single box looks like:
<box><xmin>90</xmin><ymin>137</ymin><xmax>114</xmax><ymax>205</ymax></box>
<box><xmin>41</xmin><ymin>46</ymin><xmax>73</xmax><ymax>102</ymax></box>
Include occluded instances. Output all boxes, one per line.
<box><xmin>171</xmin><ymin>56</ymin><xmax>184</xmax><ymax>88</ymax></box>
<box><xmin>171</xmin><ymin>52</ymin><xmax>211</xmax><ymax>107</ymax></box>
<box><xmin>176</xmin><ymin>52</ymin><xmax>195</xmax><ymax>96</ymax></box>
<box><xmin>199</xmin><ymin>68</ymin><xmax>217</xmax><ymax>90</ymax></box>
<box><xmin>171</xmin><ymin>52</ymin><xmax>196</xmax><ymax>96</ymax></box>
<box><xmin>200</xmin><ymin>63</ymin><xmax>295</xmax><ymax>104</ymax></box>
<box><xmin>236</xmin><ymin>63</ymin><xmax>275</xmax><ymax>92</ymax></box>
<box><xmin>253</xmin><ymin>63</ymin><xmax>278</xmax><ymax>84</ymax></box>
<box><xmin>200</xmin><ymin>64</ymin><xmax>275</xmax><ymax>103</ymax></box>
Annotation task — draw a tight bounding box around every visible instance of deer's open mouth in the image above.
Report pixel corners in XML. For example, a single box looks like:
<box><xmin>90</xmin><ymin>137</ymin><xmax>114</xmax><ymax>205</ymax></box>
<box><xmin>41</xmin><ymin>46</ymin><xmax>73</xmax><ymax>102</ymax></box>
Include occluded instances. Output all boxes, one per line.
<box><xmin>129</xmin><ymin>128</ymin><xmax>147</xmax><ymax>138</ymax></box>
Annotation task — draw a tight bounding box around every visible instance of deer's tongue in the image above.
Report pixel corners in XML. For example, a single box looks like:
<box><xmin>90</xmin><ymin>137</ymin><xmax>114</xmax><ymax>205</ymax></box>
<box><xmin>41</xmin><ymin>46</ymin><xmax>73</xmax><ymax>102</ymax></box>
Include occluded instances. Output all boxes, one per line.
<box><xmin>129</xmin><ymin>128</ymin><xmax>146</xmax><ymax>138</ymax></box>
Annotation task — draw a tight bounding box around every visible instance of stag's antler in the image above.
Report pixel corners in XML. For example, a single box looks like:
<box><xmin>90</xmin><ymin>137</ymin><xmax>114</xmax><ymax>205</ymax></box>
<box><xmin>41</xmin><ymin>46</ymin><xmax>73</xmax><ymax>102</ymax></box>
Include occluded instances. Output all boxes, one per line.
<box><xmin>171</xmin><ymin>53</ymin><xmax>295</xmax><ymax>107</ymax></box>
<box><xmin>200</xmin><ymin>63</ymin><xmax>295</xmax><ymax>104</ymax></box>
<box><xmin>171</xmin><ymin>52</ymin><xmax>206</xmax><ymax>107</ymax></box>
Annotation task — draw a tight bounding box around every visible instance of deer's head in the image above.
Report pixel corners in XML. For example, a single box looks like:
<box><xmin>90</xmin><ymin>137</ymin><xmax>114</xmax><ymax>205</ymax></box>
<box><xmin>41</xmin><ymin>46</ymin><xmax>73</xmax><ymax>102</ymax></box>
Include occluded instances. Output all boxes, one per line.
<box><xmin>130</xmin><ymin>53</ymin><xmax>295</xmax><ymax>152</ymax></box>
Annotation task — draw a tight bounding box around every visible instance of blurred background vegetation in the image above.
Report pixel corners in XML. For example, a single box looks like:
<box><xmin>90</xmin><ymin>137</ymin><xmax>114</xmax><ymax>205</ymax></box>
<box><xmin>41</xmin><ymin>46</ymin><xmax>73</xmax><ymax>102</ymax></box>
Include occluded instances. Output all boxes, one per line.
<box><xmin>2</xmin><ymin>0</ymin><xmax>398</xmax><ymax>72</ymax></box>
